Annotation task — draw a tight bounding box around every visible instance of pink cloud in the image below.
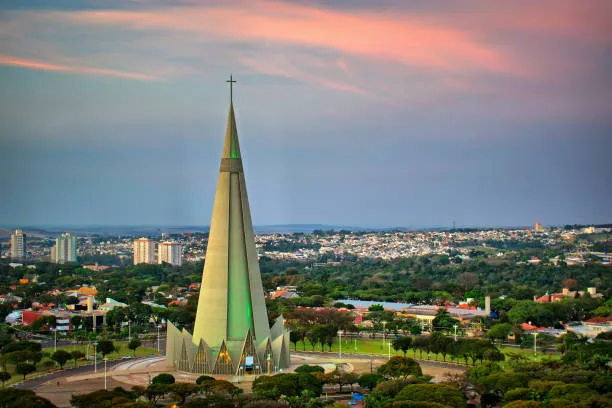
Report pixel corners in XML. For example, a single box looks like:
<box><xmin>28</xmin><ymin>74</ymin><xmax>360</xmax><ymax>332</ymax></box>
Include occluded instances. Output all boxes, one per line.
<box><xmin>0</xmin><ymin>55</ymin><xmax>162</xmax><ymax>81</ymax></box>
<box><xmin>43</xmin><ymin>1</ymin><xmax>521</xmax><ymax>77</ymax></box>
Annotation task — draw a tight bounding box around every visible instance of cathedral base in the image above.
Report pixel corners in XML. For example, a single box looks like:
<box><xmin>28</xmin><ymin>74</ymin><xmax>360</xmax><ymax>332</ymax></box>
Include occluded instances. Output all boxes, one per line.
<box><xmin>165</xmin><ymin>316</ymin><xmax>290</xmax><ymax>376</ymax></box>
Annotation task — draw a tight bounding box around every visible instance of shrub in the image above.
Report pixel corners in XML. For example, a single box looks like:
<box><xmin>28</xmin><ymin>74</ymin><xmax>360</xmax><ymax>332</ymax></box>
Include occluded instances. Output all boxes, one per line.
<box><xmin>196</xmin><ymin>375</ymin><xmax>215</xmax><ymax>385</ymax></box>
<box><xmin>392</xmin><ymin>402</ymin><xmax>450</xmax><ymax>408</ymax></box>
<box><xmin>294</xmin><ymin>365</ymin><xmax>325</xmax><ymax>374</ymax></box>
<box><xmin>504</xmin><ymin>388</ymin><xmax>532</xmax><ymax>402</ymax></box>
<box><xmin>503</xmin><ymin>402</ymin><xmax>541</xmax><ymax>408</ymax></box>
<box><xmin>394</xmin><ymin>384</ymin><xmax>466</xmax><ymax>408</ymax></box>
<box><xmin>548</xmin><ymin>384</ymin><xmax>595</xmax><ymax>403</ymax></box>
<box><xmin>151</xmin><ymin>373</ymin><xmax>175</xmax><ymax>385</ymax></box>
<box><xmin>548</xmin><ymin>399</ymin><xmax>578</xmax><ymax>408</ymax></box>
<box><xmin>527</xmin><ymin>380</ymin><xmax>563</xmax><ymax>399</ymax></box>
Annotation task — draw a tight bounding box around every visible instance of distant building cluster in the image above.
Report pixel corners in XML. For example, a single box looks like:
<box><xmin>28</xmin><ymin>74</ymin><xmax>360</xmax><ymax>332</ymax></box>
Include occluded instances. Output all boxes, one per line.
<box><xmin>133</xmin><ymin>237</ymin><xmax>183</xmax><ymax>266</ymax></box>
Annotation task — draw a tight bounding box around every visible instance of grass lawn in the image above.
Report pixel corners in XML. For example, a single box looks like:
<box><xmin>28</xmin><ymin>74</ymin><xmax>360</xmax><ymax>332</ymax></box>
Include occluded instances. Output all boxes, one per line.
<box><xmin>291</xmin><ymin>337</ymin><xmax>560</xmax><ymax>366</ymax></box>
<box><xmin>293</xmin><ymin>337</ymin><xmax>452</xmax><ymax>361</ymax></box>
<box><xmin>2</xmin><ymin>342</ymin><xmax>160</xmax><ymax>386</ymax></box>
<box><xmin>51</xmin><ymin>341</ymin><xmax>160</xmax><ymax>361</ymax></box>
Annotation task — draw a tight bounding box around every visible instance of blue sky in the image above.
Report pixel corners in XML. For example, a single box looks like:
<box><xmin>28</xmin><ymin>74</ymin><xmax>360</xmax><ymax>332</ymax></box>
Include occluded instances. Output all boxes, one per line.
<box><xmin>0</xmin><ymin>0</ymin><xmax>611</xmax><ymax>228</ymax></box>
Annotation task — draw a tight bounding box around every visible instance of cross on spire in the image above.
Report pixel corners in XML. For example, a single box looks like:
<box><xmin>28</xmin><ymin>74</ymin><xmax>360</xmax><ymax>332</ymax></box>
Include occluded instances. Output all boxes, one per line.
<box><xmin>226</xmin><ymin>75</ymin><xmax>237</xmax><ymax>104</ymax></box>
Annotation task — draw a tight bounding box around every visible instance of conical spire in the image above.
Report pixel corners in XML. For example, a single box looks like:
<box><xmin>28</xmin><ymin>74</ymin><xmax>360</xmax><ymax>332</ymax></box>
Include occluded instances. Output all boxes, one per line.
<box><xmin>221</xmin><ymin>104</ymin><xmax>241</xmax><ymax>160</ymax></box>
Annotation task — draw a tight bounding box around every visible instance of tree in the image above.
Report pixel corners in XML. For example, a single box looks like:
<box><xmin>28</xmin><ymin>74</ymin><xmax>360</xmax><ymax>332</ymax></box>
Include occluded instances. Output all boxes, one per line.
<box><xmin>392</xmin><ymin>336</ymin><xmax>412</xmax><ymax>356</ymax></box>
<box><xmin>432</xmin><ymin>308</ymin><xmax>460</xmax><ymax>332</ymax></box>
<box><xmin>457</xmin><ymin>272</ymin><xmax>478</xmax><ymax>290</ymax></box>
<box><xmin>394</xmin><ymin>384</ymin><xmax>466</xmax><ymax>408</ymax></box>
<box><xmin>70</xmin><ymin>388</ymin><xmax>140</xmax><ymax>408</ymax></box>
<box><xmin>289</xmin><ymin>329</ymin><xmax>305</xmax><ymax>351</ymax></box>
<box><xmin>210</xmin><ymin>379</ymin><xmax>242</xmax><ymax>397</ymax></box>
<box><xmin>169</xmin><ymin>382</ymin><xmax>199</xmax><ymax>405</ymax></box>
<box><xmin>145</xmin><ymin>383</ymin><xmax>169</xmax><ymax>404</ymax></box>
<box><xmin>96</xmin><ymin>340</ymin><xmax>115</xmax><ymax>358</ymax></box>
<box><xmin>152</xmin><ymin>373</ymin><xmax>175</xmax><ymax>385</ymax></box>
<box><xmin>15</xmin><ymin>362</ymin><xmax>36</xmax><ymax>380</ymax></box>
<box><xmin>507</xmin><ymin>301</ymin><xmax>554</xmax><ymax>327</ymax></box>
<box><xmin>358</xmin><ymin>373</ymin><xmax>382</xmax><ymax>390</ymax></box>
<box><xmin>429</xmin><ymin>332</ymin><xmax>453</xmax><ymax>362</ymax></box>
<box><xmin>377</xmin><ymin>356</ymin><xmax>423</xmax><ymax>379</ymax></box>
<box><xmin>71</xmin><ymin>351</ymin><xmax>85</xmax><ymax>368</ymax></box>
<box><xmin>51</xmin><ymin>350</ymin><xmax>71</xmax><ymax>368</ymax></box>
<box><xmin>0</xmin><ymin>388</ymin><xmax>56</xmax><ymax>408</ymax></box>
<box><xmin>0</xmin><ymin>371</ymin><xmax>11</xmax><ymax>387</ymax></box>
<box><xmin>328</xmin><ymin>369</ymin><xmax>358</xmax><ymax>392</ymax></box>
<box><xmin>128</xmin><ymin>339</ymin><xmax>141</xmax><ymax>356</ymax></box>
<box><xmin>486</xmin><ymin>323</ymin><xmax>513</xmax><ymax>343</ymax></box>
<box><xmin>3</xmin><ymin>350</ymin><xmax>42</xmax><ymax>366</ymax></box>
<box><xmin>369</xmin><ymin>304</ymin><xmax>384</xmax><ymax>312</ymax></box>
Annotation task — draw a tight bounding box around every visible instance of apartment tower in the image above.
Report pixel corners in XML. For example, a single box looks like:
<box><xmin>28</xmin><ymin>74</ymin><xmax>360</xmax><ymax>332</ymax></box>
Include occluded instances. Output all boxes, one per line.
<box><xmin>133</xmin><ymin>237</ymin><xmax>155</xmax><ymax>265</ymax></box>
<box><xmin>158</xmin><ymin>241</ymin><xmax>183</xmax><ymax>266</ymax></box>
<box><xmin>10</xmin><ymin>229</ymin><xmax>25</xmax><ymax>259</ymax></box>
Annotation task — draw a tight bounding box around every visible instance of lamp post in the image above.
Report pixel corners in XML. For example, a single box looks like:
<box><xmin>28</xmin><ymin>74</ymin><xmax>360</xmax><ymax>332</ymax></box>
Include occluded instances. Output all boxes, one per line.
<box><xmin>157</xmin><ymin>325</ymin><xmax>161</xmax><ymax>352</ymax></box>
<box><xmin>104</xmin><ymin>358</ymin><xmax>108</xmax><ymax>390</ymax></box>
<box><xmin>338</xmin><ymin>330</ymin><xmax>342</xmax><ymax>361</ymax></box>
<box><xmin>533</xmin><ymin>332</ymin><xmax>538</xmax><ymax>358</ymax></box>
<box><xmin>54</xmin><ymin>329</ymin><xmax>57</xmax><ymax>352</ymax></box>
<box><xmin>387</xmin><ymin>341</ymin><xmax>391</xmax><ymax>360</ymax></box>
<box><xmin>93</xmin><ymin>341</ymin><xmax>98</xmax><ymax>373</ymax></box>
<box><xmin>381</xmin><ymin>321</ymin><xmax>387</xmax><ymax>353</ymax></box>
<box><xmin>128</xmin><ymin>320</ymin><xmax>131</xmax><ymax>342</ymax></box>
<box><xmin>453</xmin><ymin>324</ymin><xmax>458</xmax><ymax>342</ymax></box>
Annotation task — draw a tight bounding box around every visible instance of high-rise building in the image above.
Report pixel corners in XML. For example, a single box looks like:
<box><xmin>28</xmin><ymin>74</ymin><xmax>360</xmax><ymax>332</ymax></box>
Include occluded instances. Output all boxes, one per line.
<box><xmin>51</xmin><ymin>233</ymin><xmax>77</xmax><ymax>264</ymax></box>
<box><xmin>10</xmin><ymin>229</ymin><xmax>25</xmax><ymax>259</ymax></box>
<box><xmin>133</xmin><ymin>238</ymin><xmax>155</xmax><ymax>265</ymax></box>
<box><xmin>167</xmin><ymin>78</ymin><xmax>290</xmax><ymax>375</ymax></box>
<box><xmin>158</xmin><ymin>241</ymin><xmax>183</xmax><ymax>266</ymax></box>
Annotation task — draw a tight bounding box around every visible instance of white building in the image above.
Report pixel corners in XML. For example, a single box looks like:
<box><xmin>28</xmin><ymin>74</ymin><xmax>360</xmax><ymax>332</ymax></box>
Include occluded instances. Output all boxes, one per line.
<box><xmin>133</xmin><ymin>238</ymin><xmax>155</xmax><ymax>265</ymax></box>
<box><xmin>51</xmin><ymin>233</ymin><xmax>77</xmax><ymax>264</ymax></box>
<box><xmin>158</xmin><ymin>241</ymin><xmax>182</xmax><ymax>266</ymax></box>
<box><xmin>10</xmin><ymin>229</ymin><xmax>25</xmax><ymax>259</ymax></box>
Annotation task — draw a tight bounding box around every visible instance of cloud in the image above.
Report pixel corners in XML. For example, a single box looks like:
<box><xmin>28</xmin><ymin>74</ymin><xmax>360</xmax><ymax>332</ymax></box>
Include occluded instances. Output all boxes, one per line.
<box><xmin>0</xmin><ymin>55</ymin><xmax>162</xmax><ymax>81</ymax></box>
<box><xmin>1</xmin><ymin>0</ymin><xmax>610</xmax><ymax>121</ymax></box>
<box><xmin>46</xmin><ymin>1</ymin><xmax>518</xmax><ymax>76</ymax></box>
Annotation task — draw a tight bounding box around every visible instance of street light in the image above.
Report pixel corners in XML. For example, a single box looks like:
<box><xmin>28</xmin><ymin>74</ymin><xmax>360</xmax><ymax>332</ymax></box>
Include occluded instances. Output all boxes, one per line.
<box><xmin>157</xmin><ymin>325</ymin><xmax>161</xmax><ymax>352</ymax></box>
<box><xmin>93</xmin><ymin>341</ymin><xmax>98</xmax><ymax>373</ymax></box>
<box><xmin>128</xmin><ymin>320</ymin><xmax>131</xmax><ymax>342</ymax></box>
<box><xmin>533</xmin><ymin>332</ymin><xmax>538</xmax><ymax>358</ymax></box>
<box><xmin>381</xmin><ymin>321</ymin><xmax>387</xmax><ymax>353</ymax></box>
<box><xmin>104</xmin><ymin>358</ymin><xmax>109</xmax><ymax>390</ymax></box>
<box><xmin>388</xmin><ymin>341</ymin><xmax>392</xmax><ymax>360</ymax></box>
<box><xmin>338</xmin><ymin>330</ymin><xmax>342</xmax><ymax>361</ymax></box>
<box><xmin>453</xmin><ymin>324</ymin><xmax>458</xmax><ymax>342</ymax></box>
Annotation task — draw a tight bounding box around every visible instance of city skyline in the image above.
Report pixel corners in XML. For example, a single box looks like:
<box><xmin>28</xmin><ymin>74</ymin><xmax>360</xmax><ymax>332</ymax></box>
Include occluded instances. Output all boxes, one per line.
<box><xmin>1</xmin><ymin>0</ymin><xmax>611</xmax><ymax>228</ymax></box>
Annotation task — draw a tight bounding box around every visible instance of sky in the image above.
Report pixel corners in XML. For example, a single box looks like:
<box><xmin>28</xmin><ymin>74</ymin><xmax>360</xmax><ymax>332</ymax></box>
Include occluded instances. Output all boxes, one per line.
<box><xmin>0</xmin><ymin>0</ymin><xmax>611</xmax><ymax>228</ymax></box>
